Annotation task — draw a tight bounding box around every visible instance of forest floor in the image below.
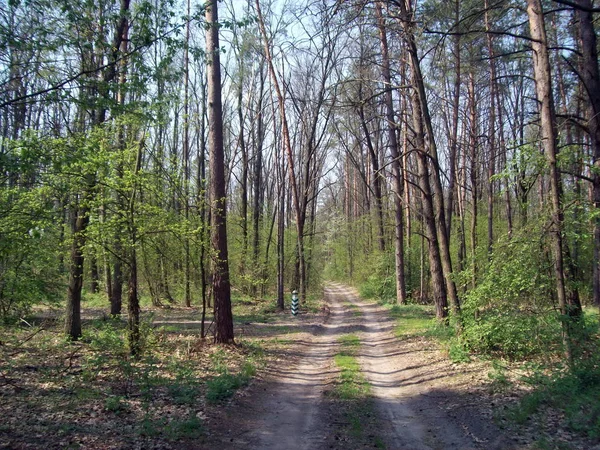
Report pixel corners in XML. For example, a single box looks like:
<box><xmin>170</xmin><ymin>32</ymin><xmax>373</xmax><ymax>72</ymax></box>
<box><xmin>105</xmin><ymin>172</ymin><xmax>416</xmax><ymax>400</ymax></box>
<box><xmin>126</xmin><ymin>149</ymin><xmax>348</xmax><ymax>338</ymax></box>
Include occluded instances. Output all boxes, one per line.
<box><xmin>2</xmin><ymin>284</ymin><xmax>598</xmax><ymax>449</ymax></box>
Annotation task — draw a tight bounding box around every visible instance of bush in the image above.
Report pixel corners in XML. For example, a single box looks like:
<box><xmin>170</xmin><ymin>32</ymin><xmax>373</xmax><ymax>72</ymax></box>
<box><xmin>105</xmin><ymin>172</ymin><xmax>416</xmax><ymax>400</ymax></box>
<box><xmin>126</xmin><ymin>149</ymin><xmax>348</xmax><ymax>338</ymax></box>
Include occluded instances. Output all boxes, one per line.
<box><xmin>510</xmin><ymin>351</ymin><xmax>600</xmax><ymax>439</ymax></box>
<box><xmin>205</xmin><ymin>360</ymin><xmax>256</xmax><ymax>403</ymax></box>
<box><xmin>460</xmin><ymin>226</ymin><xmax>563</xmax><ymax>359</ymax></box>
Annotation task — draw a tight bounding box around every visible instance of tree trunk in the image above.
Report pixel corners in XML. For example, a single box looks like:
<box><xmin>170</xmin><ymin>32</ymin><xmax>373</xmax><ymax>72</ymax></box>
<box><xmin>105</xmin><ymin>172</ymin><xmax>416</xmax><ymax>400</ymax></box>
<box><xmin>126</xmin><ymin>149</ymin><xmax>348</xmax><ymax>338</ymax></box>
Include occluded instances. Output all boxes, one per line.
<box><xmin>396</xmin><ymin>0</ymin><xmax>460</xmax><ymax>317</ymax></box>
<box><xmin>484</xmin><ymin>0</ymin><xmax>496</xmax><ymax>255</ymax></box>
<box><xmin>376</xmin><ymin>2</ymin><xmax>406</xmax><ymax>304</ymax></box>
<box><xmin>526</xmin><ymin>0</ymin><xmax>573</xmax><ymax>361</ymax></box>
<box><xmin>252</xmin><ymin>62</ymin><xmax>265</xmax><ymax>297</ymax></box>
<box><xmin>206</xmin><ymin>0</ymin><xmax>234</xmax><ymax>344</ymax></box>
<box><xmin>65</xmin><ymin>204</ymin><xmax>88</xmax><ymax>340</ymax></box>
<box><xmin>256</xmin><ymin>0</ymin><xmax>306</xmax><ymax>302</ymax></box>
<box><xmin>183</xmin><ymin>0</ymin><xmax>192</xmax><ymax>308</ymax></box>
<box><xmin>445</xmin><ymin>0</ymin><xmax>461</xmax><ymax>239</ymax></box>
<box><xmin>468</xmin><ymin>70</ymin><xmax>478</xmax><ymax>288</ymax></box>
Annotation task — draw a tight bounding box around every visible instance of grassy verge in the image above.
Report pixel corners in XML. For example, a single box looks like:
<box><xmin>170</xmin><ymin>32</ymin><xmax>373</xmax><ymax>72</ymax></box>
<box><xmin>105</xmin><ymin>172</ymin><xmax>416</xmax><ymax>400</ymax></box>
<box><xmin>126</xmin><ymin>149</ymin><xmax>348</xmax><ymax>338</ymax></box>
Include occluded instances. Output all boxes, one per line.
<box><xmin>379</xmin><ymin>299</ymin><xmax>600</xmax><ymax>447</ymax></box>
<box><xmin>387</xmin><ymin>304</ymin><xmax>435</xmax><ymax>338</ymax></box>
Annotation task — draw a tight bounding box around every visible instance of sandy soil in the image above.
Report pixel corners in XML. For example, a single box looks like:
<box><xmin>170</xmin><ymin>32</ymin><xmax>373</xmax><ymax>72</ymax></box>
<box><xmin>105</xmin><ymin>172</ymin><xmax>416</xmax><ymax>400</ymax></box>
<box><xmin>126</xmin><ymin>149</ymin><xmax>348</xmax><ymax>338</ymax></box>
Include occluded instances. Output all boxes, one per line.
<box><xmin>202</xmin><ymin>283</ymin><xmax>524</xmax><ymax>450</ymax></box>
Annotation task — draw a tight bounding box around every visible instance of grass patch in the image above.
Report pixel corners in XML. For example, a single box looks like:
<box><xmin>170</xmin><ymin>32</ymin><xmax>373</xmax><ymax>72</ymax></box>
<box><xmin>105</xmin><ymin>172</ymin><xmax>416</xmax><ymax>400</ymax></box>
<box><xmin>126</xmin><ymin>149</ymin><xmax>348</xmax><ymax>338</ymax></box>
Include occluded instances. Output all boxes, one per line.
<box><xmin>328</xmin><ymin>333</ymin><xmax>383</xmax><ymax>447</ymax></box>
<box><xmin>205</xmin><ymin>343</ymin><xmax>263</xmax><ymax>404</ymax></box>
<box><xmin>338</xmin><ymin>334</ymin><xmax>360</xmax><ymax>353</ymax></box>
<box><xmin>333</xmin><ymin>334</ymin><xmax>369</xmax><ymax>399</ymax></box>
<box><xmin>140</xmin><ymin>413</ymin><xmax>204</xmax><ymax>440</ymax></box>
<box><xmin>205</xmin><ymin>361</ymin><xmax>256</xmax><ymax>403</ymax></box>
<box><xmin>346</xmin><ymin>302</ymin><xmax>362</xmax><ymax>317</ymax></box>
<box><xmin>387</xmin><ymin>304</ymin><xmax>436</xmax><ymax>338</ymax></box>
<box><xmin>232</xmin><ymin>296</ymin><xmax>276</xmax><ymax>324</ymax></box>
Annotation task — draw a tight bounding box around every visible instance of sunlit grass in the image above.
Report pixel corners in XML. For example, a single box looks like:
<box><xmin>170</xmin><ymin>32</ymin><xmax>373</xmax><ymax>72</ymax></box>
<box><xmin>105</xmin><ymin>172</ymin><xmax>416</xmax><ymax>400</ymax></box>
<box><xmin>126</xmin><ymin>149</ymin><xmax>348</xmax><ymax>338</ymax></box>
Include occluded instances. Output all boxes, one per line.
<box><xmin>387</xmin><ymin>304</ymin><xmax>436</xmax><ymax>338</ymax></box>
<box><xmin>333</xmin><ymin>334</ymin><xmax>369</xmax><ymax>399</ymax></box>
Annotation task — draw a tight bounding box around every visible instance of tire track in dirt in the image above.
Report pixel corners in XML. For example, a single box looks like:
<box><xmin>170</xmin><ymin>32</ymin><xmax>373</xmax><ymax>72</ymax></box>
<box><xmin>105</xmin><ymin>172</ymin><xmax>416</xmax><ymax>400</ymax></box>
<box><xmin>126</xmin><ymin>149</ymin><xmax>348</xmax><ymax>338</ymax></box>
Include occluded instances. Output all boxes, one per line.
<box><xmin>208</xmin><ymin>289</ymin><xmax>356</xmax><ymax>449</ymax></box>
<box><xmin>206</xmin><ymin>284</ymin><xmax>519</xmax><ymax>449</ymax></box>
<box><xmin>330</xmin><ymin>282</ymin><xmax>519</xmax><ymax>450</ymax></box>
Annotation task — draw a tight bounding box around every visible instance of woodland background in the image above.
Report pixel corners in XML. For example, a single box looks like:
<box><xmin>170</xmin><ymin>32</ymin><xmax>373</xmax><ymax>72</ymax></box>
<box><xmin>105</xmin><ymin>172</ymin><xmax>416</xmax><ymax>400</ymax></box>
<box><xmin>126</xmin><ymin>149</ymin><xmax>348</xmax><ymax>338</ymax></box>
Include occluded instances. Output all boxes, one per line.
<box><xmin>1</xmin><ymin>0</ymin><xmax>600</xmax><ymax>400</ymax></box>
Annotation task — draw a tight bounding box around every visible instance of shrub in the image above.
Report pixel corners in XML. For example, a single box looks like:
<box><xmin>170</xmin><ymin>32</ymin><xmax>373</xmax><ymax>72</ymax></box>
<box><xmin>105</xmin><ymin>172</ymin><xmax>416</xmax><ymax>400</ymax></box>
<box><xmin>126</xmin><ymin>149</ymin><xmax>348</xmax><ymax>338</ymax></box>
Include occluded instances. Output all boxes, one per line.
<box><xmin>460</xmin><ymin>226</ymin><xmax>563</xmax><ymax>359</ymax></box>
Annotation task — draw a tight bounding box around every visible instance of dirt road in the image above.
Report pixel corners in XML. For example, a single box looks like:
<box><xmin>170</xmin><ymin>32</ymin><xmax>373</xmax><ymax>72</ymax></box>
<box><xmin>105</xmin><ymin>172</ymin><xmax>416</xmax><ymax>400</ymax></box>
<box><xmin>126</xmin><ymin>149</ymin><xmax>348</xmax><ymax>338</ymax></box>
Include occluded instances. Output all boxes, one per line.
<box><xmin>206</xmin><ymin>284</ymin><xmax>519</xmax><ymax>449</ymax></box>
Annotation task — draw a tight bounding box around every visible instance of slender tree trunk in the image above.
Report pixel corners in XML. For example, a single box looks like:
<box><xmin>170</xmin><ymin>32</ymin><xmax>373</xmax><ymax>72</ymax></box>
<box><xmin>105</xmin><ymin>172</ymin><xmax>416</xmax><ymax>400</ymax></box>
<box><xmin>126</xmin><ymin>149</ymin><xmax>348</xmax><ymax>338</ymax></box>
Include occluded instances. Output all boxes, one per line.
<box><xmin>256</xmin><ymin>0</ymin><xmax>306</xmax><ymax>302</ymax></box>
<box><xmin>252</xmin><ymin>62</ymin><xmax>265</xmax><ymax>297</ymax></box>
<box><xmin>468</xmin><ymin>71</ymin><xmax>478</xmax><ymax>287</ymax></box>
<box><xmin>127</xmin><ymin>139</ymin><xmax>143</xmax><ymax>356</ymax></box>
<box><xmin>376</xmin><ymin>2</ymin><xmax>406</xmax><ymax>304</ymax></box>
<box><xmin>396</xmin><ymin>0</ymin><xmax>460</xmax><ymax>317</ymax></box>
<box><xmin>485</xmin><ymin>0</ymin><xmax>496</xmax><ymax>255</ymax></box>
<box><xmin>526</xmin><ymin>0</ymin><xmax>573</xmax><ymax>361</ymax></box>
<box><xmin>89</xmin><ymin>256</ymin><xmax>99</xmax><ymax>293</ymax></box>
<box><xmin>445</xmin><ymin>0</ymin><xmax>461</xmax><ymax>239</ymax></box>
<box><xmin>183</xmin><ymin>0</ymin><xmax>192</xmax><ymax>308</ymax></box>
<box><xmin>358</xmin><ymin>104</ymin><xmax>386</xmax><ymax>253</ymax></box>
<box><xmin>238</xmin><ymin>80</ymin><xmax>249</xmax><ymax>278</ymax></box>
<box><xmin>206</xmin><ymin>0</ymin><xmax>234</xmax><ymax>344</ymax></box>
<box><xmin>277</xmin><ymin>172</ymin><xmax>285</xmax><ymax>310</ymax></box>
<box><xmin>110</xmin><ymin>254</ymin><xmax>123</xmax><ymax>315</ymax></box>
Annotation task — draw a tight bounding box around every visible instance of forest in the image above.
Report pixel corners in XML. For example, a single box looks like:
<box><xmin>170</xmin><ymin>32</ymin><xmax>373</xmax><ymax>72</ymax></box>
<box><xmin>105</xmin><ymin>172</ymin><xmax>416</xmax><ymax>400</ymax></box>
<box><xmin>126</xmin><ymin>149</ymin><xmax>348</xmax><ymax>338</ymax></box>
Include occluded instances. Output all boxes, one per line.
<box><xmin>2</xmin><ymin>0</ymin><xmax>600</xmax><ymax>447</ymax></box>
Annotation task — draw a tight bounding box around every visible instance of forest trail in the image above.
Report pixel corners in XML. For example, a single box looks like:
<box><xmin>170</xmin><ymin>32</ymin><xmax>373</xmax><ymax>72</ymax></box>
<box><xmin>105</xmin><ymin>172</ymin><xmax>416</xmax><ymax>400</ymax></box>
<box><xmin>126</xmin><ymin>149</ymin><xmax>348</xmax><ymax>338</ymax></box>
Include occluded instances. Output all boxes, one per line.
<box><xmin>205</xmin><ymin>284</ymin><xmax>519</xmax><ymax>450</ymax></box>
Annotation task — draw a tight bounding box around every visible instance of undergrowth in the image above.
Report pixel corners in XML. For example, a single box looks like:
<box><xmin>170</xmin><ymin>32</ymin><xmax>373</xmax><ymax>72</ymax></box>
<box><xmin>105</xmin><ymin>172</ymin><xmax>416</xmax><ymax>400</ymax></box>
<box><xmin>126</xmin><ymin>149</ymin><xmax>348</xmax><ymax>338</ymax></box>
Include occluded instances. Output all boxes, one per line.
<box><xmin>0</xmin><ymin>312</ymin><xmax>265</xmax><ymax>446</ymax></box>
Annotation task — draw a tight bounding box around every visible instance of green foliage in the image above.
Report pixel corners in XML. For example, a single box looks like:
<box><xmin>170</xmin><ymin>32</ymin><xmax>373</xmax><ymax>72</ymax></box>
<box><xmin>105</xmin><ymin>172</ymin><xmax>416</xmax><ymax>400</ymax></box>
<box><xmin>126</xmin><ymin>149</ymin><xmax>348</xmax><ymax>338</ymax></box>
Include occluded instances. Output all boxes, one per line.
<box><xmin>333</xmin><ymin>353</ymin><xmax>370</xmax><ymax>399</ymax></box>
<box><xmin>167</xmin><ymin>361</ymin><xmax>200</xmax><ymax>405</ymax></box>
<box><xmin>205</xmin><ymin>344</ymin><xmax>261</xmax><ymax>403</ymax></box>
<box><xmin>205</xmin><ymin>361</ymin><xmax>255</xmax><ymax>403</ymax></box>
<box><xmin>332</xmin><ymin>334</ymin><xmax>369</xmax><ymax>400</ymax></box>
<box><xmin>338</xmin><ymin>334</ymin><xmax>360</xmax><ymax>354</ymax></box>
<box><xmin>104</xmin><ymin>395</ymin><xmax>128</xmax><ymax>414</ymax></box>
<box><xmin>357</xmin><ymin>252</ymin><xmax>396</xmax><ymax>302</ymax></box>
<box><xmin>460</xmin><ymin>226</ymin><xmax>563</xmax><ymax>359</ymax></box>
<box><xmin>0</xmin><ymin>186</ymin><xmax>64</xmax><ymax>321</ymax></box>
<box><xmin>388</xmin><ymin>304</ymin><xmax>436</xmax><ymax>338</ymax></box>
<box><xmin>139</xmin><ymin>413</ymin><xmax>204</xmax><ymax>440</ymax></box>
<box><xmin>487</xmin><ymin>360</ymin><xmax>511</xmax><ymax>391</ymax></box>
<box><xmin>447</xmin><ymin>338</ymin><xmax>471</xmax><ymax>363</ymax></box>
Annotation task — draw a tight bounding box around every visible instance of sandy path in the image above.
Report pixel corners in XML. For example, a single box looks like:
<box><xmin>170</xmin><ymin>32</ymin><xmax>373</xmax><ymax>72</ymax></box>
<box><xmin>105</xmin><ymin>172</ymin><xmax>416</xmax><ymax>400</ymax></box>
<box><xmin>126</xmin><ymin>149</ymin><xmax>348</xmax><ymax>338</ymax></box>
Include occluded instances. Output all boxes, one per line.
<box><xmin>207</xmin><ymin>291</ymin><xmax>352</xmax><ymax>449</ymax></box>
<box><xmin>206</xmin><ymin>284</ymin><xmax>519</xmax><ymax>449</ymax></box>
<box><xmin>330</xmin><ymin>283</ymin><xmax>519</xmax><ymax>450</ymax></box>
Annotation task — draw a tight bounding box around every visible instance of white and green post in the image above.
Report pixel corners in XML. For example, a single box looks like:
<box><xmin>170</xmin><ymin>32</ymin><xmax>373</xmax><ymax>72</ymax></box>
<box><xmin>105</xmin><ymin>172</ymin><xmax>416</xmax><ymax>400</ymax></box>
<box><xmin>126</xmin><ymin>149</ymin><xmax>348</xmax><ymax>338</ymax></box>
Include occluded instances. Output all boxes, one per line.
<box><xmin>291</xmin><ymin>290</ymin><xmax>299</xmax><ymax>316</ymax></box>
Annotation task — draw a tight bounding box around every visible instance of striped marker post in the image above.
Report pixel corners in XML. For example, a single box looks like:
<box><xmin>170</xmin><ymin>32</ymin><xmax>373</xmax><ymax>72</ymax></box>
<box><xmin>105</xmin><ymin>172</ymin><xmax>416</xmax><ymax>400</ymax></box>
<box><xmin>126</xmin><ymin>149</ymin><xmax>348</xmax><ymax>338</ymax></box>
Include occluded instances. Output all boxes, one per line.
<box><xmin>291</xmin><ymin>290</ymin><xmax>299</xmax><ymax>316</ymax></box>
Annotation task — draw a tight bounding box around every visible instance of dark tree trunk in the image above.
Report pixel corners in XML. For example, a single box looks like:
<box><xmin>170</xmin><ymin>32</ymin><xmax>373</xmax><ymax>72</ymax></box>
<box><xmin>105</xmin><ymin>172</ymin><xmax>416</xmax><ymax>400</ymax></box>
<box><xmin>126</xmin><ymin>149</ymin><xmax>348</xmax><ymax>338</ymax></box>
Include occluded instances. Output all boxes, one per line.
<box><xmin>65</xmin><ymin>203</ymin><xmax>89</xmax><ymax>340</ymax></box>
<box><xmin>110</xmin><ymin>254</ymin><xmax>123</xmax><ymax>315</ymax></box>
<box><xmin>252</xmin><ymin>63</ymin><xmax>265</xmax><ymax>295</ymax></box>
<box><xmin>128</xmin><ymin>246</ymin><xmax>140</xmax><ymax>356</ymax></box>
<box><xmin>206</xmin><ymin>0</ymin><xmax>234</xmax><ymax>344</ymax></box>
<box><xmin>89</xmin><ymin>255</ymin><xmax>99</xmax><ymax>294</ymax></box>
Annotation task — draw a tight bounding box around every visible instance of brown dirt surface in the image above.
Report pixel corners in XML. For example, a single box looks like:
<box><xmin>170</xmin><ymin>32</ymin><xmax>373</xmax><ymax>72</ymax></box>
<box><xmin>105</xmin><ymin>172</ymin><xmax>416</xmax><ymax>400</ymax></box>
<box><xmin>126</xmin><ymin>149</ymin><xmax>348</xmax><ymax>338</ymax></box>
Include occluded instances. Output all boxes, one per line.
<box><xmin>203</xmin><ymin>284</ymin><xmax>525</xmax><ymax>450</ymax></box>
<box><xmin>4</xmin><ymin>285</ymin><xmax>596</xmax><ymax>449</ymax></box>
